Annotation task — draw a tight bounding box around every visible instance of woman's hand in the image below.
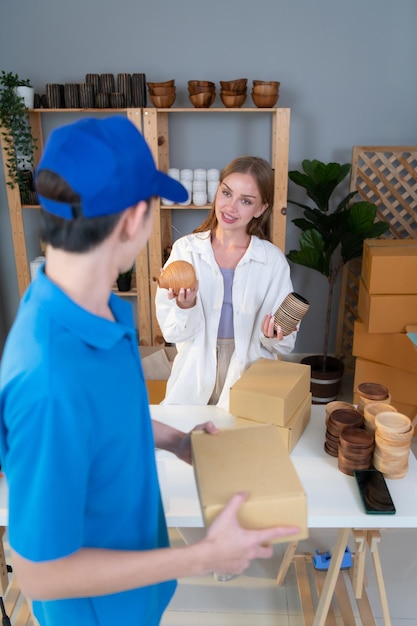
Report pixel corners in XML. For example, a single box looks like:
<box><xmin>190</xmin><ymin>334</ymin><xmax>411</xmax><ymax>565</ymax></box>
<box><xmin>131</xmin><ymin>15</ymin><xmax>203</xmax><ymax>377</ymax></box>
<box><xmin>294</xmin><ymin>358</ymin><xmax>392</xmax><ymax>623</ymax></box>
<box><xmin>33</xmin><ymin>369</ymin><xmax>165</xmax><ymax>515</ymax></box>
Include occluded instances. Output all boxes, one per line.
<box><xmin>262</xmin><ymin>314</ymin><xmax>283</xmax><ymax>339</ymax></box>
<box><xmin>168</xmin><ymin>280</ymin><xmax>199</xmax><ymax>309</ymax></box>
<box><xmin>261</xmin><ymin>314</ymin><xmax>297</xmax><ymax>339</ymax></box>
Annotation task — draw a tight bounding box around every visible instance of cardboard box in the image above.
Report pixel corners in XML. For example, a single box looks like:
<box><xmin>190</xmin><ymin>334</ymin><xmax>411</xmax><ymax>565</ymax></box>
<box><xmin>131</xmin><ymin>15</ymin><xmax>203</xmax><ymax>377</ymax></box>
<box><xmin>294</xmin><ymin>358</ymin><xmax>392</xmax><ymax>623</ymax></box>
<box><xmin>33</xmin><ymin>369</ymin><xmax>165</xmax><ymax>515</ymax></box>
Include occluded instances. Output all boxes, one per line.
<box><xmin>358</xmin><ymin>279</ymin><xmax>417</xmax><ymax>333</ymax></box>
<box><xmin>191</xmin><ymin>424</ymin><xmax>308</xmax><ymax>543</ymax></box>
<box><xmin>234</xmin><ymin>393</ymin><xmax>312</xmax><ymax>452</ymax></box>
<box><xmin>354</xmin><ymin>357</ymin><xmax>417</xmax><ymax>407</ymax></box>
<box><xmin>139</xmin><ymin>346</ymin><xmax>177</xmax><ymax>404</ymax></box>
<box><xmin>361</xmin><ymin>239</ymin><xmax>417</xmax><ymax>295</ymax></box>
<box><xmin>352</xmin><ymin>320</ymin><xmax>417</xmax><ymax>375</ymax></box>
<box><xmin>229</xmin><ymin>359</ymin><xmax>311</xmax><ymax>426</ymax></box>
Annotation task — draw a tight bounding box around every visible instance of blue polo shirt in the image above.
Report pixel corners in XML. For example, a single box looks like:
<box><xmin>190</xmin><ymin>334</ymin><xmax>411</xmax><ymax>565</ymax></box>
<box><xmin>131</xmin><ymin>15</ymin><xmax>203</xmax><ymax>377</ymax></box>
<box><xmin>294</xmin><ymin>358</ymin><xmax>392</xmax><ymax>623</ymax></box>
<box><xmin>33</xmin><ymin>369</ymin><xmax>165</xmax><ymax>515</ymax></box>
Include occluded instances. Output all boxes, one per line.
<box><xmin>0</xmin><ymin>267</ymin><xmax>175</xmax><ymax>625</ymax></box>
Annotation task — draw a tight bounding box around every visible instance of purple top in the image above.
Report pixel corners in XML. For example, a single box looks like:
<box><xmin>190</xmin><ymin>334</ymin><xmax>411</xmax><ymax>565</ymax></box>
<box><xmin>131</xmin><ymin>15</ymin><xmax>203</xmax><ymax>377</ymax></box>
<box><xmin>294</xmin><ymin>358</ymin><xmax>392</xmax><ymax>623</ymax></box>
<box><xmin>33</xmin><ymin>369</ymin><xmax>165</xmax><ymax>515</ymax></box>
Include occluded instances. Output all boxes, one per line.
<box><xmin>218</xmin><ymin>267</ymin><xmax>234</xmax><ymax>338</ymax></box>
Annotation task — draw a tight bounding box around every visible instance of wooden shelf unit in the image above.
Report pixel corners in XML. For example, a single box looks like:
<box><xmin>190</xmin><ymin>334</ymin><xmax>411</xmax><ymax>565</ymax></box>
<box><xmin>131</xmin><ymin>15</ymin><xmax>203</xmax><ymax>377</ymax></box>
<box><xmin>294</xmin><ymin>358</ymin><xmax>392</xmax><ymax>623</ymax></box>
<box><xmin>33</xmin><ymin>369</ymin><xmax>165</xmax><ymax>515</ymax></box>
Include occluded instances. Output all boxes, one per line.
<box><xmin>142</xmin><ymin>106</ymin><xmax>291</xmax><ymax>344</ymax></box>
<box><xmin>1</xmin><ymin>106</ymin><xmax>290</xmax><ymax>346</ymax></box>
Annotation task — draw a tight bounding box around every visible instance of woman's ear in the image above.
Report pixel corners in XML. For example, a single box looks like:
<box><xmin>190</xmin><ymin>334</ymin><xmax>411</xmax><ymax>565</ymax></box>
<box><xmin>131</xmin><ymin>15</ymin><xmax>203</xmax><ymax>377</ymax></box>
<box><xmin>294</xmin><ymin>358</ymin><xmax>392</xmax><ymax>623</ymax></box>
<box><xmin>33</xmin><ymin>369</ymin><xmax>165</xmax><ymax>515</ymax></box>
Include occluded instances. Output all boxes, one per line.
<box><xmin>254</xmin><ymin>203</ymin><xmax>268</xmax><ymax>218</ymax></box>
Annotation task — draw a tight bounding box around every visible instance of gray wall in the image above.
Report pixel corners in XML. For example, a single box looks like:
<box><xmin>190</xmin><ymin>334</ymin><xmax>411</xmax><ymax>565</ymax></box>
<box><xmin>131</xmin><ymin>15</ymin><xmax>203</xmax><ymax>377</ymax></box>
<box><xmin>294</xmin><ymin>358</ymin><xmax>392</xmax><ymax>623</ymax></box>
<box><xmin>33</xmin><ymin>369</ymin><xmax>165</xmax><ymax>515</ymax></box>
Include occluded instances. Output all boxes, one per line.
<box><xmin>1</xmin><ymin>0</ymin><xmax>416</xmax><ymax>355</ymax></box>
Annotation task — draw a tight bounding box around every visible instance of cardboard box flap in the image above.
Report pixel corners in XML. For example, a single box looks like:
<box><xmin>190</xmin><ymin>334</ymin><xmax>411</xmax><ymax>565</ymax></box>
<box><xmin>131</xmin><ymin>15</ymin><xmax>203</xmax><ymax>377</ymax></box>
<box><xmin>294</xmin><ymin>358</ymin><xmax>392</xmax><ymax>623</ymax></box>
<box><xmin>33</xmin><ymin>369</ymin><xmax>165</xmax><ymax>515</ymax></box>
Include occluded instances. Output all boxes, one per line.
<box><xmin>231</xmin><ymin>359</ymin><xmax>309</xmax><ymax>397</ymax></box>
<box><xmin>140</xmin><ymin>346</ymin><xmax>176</xmax><ymax>380</ymax></box>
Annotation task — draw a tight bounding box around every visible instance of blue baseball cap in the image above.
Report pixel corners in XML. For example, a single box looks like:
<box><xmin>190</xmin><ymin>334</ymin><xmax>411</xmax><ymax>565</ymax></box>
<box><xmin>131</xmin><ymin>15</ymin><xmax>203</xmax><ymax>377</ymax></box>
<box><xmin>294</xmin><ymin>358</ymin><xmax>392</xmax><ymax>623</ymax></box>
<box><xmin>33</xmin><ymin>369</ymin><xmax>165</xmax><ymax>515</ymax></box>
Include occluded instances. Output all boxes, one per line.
<box><xmin>36</xmin><ymin>116</ymin><xmax>187</xmax><ymax>219</ymax></box>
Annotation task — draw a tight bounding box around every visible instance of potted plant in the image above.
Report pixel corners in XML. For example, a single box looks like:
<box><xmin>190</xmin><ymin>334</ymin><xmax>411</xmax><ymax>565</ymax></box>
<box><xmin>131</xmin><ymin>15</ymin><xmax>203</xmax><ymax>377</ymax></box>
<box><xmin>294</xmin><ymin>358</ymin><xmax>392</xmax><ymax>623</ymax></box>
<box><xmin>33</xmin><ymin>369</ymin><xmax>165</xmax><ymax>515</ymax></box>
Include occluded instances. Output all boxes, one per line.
<box><xmin>287</xmin><ymin>159</ymin><xmax>389</xmax><ymax>402</ymax></box>
<box><xmin>117</xmin><ymin>266</ymin><xmax>134</xmax><ymax>292</ymax></box>
<box><xmin>0</xmin><ymin>70</ymin><xmax>37</xmax><ymax>197</ymax></box>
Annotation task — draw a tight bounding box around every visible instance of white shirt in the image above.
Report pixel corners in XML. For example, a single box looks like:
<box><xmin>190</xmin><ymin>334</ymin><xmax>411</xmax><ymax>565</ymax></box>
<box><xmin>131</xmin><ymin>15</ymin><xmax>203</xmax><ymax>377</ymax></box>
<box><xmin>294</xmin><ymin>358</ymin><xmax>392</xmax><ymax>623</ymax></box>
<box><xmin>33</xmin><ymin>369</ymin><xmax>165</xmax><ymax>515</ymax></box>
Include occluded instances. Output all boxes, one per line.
<box><xmin>155</xmin><ymin>231</ymin><xmax>297</xmax><ymax>411</ymax></box>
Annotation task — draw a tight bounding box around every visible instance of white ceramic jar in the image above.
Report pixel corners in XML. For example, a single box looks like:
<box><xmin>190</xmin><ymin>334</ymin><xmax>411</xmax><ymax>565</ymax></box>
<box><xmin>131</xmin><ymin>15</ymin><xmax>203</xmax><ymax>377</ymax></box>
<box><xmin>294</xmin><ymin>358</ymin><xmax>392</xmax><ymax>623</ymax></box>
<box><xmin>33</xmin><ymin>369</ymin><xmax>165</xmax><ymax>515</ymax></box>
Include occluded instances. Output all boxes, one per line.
<box><xmin>193</xmin><ymin>168</ymin><xmax>207</xmax><ymax>181</ymax></box>
<box><xmin>180</xmin><ymin>168</ymin><xmax>193</xmax><ymax>182</ymax></box>
<box><xmin>207</xmin><ymin>168</ymin><xmax>220</xmax><ymax>181</ymax></box>
<box><xmin>193</xmin><ymin>191</ymin><xmax>208</xmax><ymax>206</ymax></box>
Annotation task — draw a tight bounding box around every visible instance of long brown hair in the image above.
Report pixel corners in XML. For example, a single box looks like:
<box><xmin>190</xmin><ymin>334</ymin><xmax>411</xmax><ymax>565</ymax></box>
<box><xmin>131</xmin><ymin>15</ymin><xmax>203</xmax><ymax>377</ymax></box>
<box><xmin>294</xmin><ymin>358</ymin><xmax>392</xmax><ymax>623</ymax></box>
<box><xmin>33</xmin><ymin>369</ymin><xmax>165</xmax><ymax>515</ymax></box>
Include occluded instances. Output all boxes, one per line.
<box><xmin>193</xmin><ymin>156</ymin><xmax>274</xmax><ymax>241</ymax></box>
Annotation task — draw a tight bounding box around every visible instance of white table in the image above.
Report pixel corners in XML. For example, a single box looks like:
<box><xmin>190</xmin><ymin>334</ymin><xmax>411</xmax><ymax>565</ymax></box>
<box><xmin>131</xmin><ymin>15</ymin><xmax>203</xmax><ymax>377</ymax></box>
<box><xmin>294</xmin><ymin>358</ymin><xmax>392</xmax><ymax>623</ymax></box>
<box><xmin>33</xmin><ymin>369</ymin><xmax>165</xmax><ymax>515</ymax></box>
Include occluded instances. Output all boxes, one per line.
<box><xmin>1</xmin><ymin>405</ymin><xmax>416</xmax><ymax>625</ymax></box>
<box><xmin>152</xmin><ymin>404</ymin><xmax>417</xmax><ymax>529</ymax></box>
<box><xmin>152</xmin><ymin>404</ymin><xmax>417</xmax><ymax>626</ymax></box>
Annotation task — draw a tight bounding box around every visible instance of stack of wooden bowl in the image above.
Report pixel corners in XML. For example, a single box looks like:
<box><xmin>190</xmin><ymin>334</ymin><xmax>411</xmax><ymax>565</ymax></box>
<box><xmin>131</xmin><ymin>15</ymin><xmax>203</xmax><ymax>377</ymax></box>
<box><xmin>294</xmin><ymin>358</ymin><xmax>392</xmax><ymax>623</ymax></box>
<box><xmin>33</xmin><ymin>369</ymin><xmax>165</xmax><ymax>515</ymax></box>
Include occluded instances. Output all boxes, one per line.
<box><xmin>251</xmin><ymin>81</ymin><xmax>280</xmax><ymax>108</ymax></box>
<box><xmin>324</xmin><ymin>407</ymin><xmax>363</xmax><ymax>457</ymax></box>
<box><xmin>373</xmin><ymin>411</ymin><xmax>413</xmax><ymax>479</ymax></box>
<box><xmin>219</xmin><ymin>78</ymin><xmax>247</xmax><ymax>108</ymax></box>
<box><xmin>187</xmin><ymin>81</ymin><xmax>216</xmax><ymax>108</ymax></box>
<box><xmin>147</xmin><ymin>80</ymin><xmax>176</xmax><ymax>108</ymax></box>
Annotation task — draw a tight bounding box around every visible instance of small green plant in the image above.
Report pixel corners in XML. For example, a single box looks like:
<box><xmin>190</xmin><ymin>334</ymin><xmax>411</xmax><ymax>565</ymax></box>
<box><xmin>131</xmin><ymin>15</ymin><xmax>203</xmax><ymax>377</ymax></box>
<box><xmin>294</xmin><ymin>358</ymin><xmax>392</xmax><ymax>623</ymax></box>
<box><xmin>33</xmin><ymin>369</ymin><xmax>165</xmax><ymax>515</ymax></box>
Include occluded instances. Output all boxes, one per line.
<box><xmin>0</xmin><ymin>70</ymin><xmax>37</xmax><ymax>190</ymax></box>
<box><xmin>287</xmin><ymin>159</ymin><xmax>389</xmax><ymax>367</ymax></box>
<box><xmin>116</xmin><ymin>266</ymin><xmax>134</xmax><ymax>292</ymax></box>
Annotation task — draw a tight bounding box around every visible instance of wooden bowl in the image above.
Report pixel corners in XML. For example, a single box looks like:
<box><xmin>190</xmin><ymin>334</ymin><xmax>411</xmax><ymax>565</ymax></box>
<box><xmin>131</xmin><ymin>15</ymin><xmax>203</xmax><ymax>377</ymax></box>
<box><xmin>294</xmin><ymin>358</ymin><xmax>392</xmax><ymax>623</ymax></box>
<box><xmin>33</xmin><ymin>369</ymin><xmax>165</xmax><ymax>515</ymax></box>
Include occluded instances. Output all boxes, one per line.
<box><xmin>220</xmin><ymin>88</ymin><xmax>247</xmax><ymax>96</ymax></box>
<box><xmin>188</xmin><ymin>80</ymin><xmax>215</xmax><ymax>89</ymax></box>
<box><xmin>220</xmin><ymin>92</ymin><xmax>247</xmax><ymax>108</ymax></box>
<box><xmin>149</xmin><ymin>92</ymin><xmax>176</xmax><ymax>108</ymax></box>
<box><xmin>252</xmin><ymin>84</ymin><xmax>279</xmax><ymax>96</ymax></box>
<box><xmin>148</xmin><ymin>86</ymin><xmax>176</xmax><ymax>96</ymax></box>
<box><xmin>253</xmin><ymin>80</ymin><xmax>280</xmax><ymax>88</ymax></box>
<box><xmin>147</xmin><ymin>80</ymin><xmax>175</xmax><ymax>88</ymax></box>
<box><xmin>188</xmin><ymin>84</ymin><xmax>215</xmax><ymax>95</ymax></box>
<box><xmin>220</xmin><ymin>78</ymin><xmax>247</xmax><ymax>91</ymax></box>
<box><xmin>251</xmin><ymin>92</ymin><xmax>279</xmax><ymax>108</ymax></box>
<box><xmin>189</xmin><ymin>91</ymin><xmax>216</xmax><ymax>108</ymax></box>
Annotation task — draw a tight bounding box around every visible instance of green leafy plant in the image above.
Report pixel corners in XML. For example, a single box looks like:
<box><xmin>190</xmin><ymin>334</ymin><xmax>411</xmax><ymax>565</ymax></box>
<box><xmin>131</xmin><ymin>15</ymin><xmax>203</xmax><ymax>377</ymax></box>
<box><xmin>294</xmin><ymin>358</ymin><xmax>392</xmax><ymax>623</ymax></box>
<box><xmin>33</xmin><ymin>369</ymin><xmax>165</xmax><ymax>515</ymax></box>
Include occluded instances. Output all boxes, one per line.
<box><xmin>0</xmin><ymin>70</ymin><xmax>37</xmax><ymax>191</ymax></box>
<box><xmin>287</xmin><ymin>159</ymin><xmax>389</xmax><ymax>367</ymax></box>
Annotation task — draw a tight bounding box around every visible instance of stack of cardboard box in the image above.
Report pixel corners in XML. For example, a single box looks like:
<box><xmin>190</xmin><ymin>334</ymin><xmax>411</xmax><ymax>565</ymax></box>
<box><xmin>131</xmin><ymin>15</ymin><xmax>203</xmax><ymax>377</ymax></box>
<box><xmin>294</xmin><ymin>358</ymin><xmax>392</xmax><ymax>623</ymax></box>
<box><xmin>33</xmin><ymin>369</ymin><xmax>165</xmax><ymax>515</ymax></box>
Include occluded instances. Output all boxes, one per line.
<box><xmin>229</xmin><ymin>358</ymin><xmax>312</xmax><ymax>451</ymax></box>
<box><xmin>353</xmin><ymin>239</ymin><xmax>417</xmax><ymax>425</ymax></box>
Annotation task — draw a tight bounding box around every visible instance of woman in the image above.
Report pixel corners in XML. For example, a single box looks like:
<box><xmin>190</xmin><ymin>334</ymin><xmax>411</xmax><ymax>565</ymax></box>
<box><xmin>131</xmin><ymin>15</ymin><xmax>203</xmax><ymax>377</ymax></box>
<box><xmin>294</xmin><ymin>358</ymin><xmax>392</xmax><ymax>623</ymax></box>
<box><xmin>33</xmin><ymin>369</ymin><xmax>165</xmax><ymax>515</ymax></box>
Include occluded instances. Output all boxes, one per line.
<box><xmin>155</xmin><ymin>156</ymin><xmax>297</xmax><ymax>412</ymax></box>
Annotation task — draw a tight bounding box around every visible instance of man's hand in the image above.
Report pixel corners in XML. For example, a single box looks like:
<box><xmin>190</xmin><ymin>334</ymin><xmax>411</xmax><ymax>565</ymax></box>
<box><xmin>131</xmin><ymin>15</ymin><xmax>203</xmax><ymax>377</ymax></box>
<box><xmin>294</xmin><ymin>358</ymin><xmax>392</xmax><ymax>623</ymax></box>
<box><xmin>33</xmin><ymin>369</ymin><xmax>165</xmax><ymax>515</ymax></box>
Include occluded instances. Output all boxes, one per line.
<box><xmin>173</xmin><ymin>421</ymin><xmax>219</xmax><ymax>465</ymax></box>
<box><xmin>201</xmin><ymin>491</ymin><xmax>300</xmax><ymax>576</ymax></box>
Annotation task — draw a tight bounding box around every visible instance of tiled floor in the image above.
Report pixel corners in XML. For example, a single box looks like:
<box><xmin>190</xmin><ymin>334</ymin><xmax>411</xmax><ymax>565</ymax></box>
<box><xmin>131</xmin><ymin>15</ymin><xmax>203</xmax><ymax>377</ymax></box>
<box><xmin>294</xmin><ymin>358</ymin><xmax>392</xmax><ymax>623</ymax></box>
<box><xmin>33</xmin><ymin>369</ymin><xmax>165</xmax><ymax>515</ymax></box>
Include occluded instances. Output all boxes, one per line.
<box><xmin>162</xmin><ymin>372</ymin><xmax>417</xmax><ymax>626</ymax></box>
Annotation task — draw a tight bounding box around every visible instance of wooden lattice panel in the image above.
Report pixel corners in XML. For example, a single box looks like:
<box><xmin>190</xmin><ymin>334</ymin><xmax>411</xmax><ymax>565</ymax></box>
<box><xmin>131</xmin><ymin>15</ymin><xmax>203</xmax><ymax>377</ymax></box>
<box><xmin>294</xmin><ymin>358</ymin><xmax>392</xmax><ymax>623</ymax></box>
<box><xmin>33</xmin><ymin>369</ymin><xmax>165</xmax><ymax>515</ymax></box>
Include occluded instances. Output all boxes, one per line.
<box><xmin>336</xmin><ymin>146</ymin><xmax>417</xmax><ymax>369</ymax></box>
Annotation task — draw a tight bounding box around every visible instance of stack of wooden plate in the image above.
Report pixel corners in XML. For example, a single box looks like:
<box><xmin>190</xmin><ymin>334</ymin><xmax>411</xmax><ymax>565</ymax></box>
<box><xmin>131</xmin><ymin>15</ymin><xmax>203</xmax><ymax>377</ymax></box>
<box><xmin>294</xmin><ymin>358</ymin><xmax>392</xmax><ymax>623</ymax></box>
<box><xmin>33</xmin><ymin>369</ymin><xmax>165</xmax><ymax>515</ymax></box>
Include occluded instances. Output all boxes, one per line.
<box><xmin>357</xmin><ymin>382</ymin><xmax>391</xmax><ymax>415</ymax></box>
<box><xmin>325</xmin><ymin>401</ymin><xmax>357</xmax><ymax>425</ymax></box>
<box><xmin>338</xmin><ymin>426</ymin><xmax>375</xmax><ymax>475</ymax></box>
<box><xmin>363</xmin><ymin>401</ymin><xmax>398</xmax><ymax>432</ymax></box>
<box><xmin>46</xmin><ymin>83</ymin><xmax>64</xmax><ymax>108</ymax></box>
<box><xmin>117</xmin><ymin>73</ymin><xmax>132</xmax><ymax>107</ymax></box>
<box><xmin>64</xmin><ymin>83</ymin><xmax>79</xmax><ymax>108</ymax></box>
<box><xmin>373</xmin><ymin>411</ymin><xmax>413</xmax><ymax>479</ymax></box>
<box><xmin>99</xmin><ymin>73</ymin><xmax>115</xmax><ymax>94</ymax></box>
<box><xmin>79</xmin><ymin>83</ymin><xmax>95</xmax><ymax>108</ymax></box>
<box><xmin>324</xmin><ymin>408</ymin><xmax>363</xmax><ymax>457</ymax></box>
<box><xmin>132</xmin><ymin>73</ymin><xmax>146</xmax><ymax>107</ymax></box>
